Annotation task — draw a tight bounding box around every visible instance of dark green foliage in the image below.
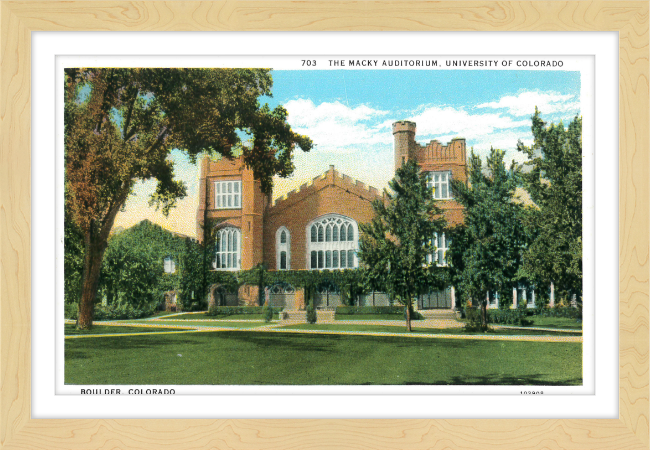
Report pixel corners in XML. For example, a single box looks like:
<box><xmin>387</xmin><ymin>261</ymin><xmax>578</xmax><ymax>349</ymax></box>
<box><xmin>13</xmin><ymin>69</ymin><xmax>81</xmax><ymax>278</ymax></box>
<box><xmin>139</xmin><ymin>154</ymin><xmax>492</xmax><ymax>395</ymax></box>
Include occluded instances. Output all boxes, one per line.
<box><xmin>238</xmin><ymin>268</ymin><xmax>368</xmax><ymax>307</ymax></box>
<box><xmin>263</xmin><ymin>303</ymin><xmax>274</xmax><ymax>322</ymax></box>
<box><xmin>535</xmin><ymin>306</ymin><xmax>582</xmax><ymax>320</ymax></box>
<box><xmin>99</xmin><ymin>220</ymin><xmax>184</xmax><ymax>310</ymax></box>
<box><xmin>64</xmin><ymin>213</ymin><xmax>85</xmax><ymax>306</ymax></box>
<box><xmin>206</xmin><ymin>306</ymin><xmax>280</xmax><ymax>317</ymax></box>
<box><xmin>450</xmin><ymin>148</ymin><xmax>527</xmax><ymax>327</ymax></box>
<box><xmin>66</xmin><ymin>303</ymin><xmax>156</xmax><ymax>321</ymax></box>
<box><xmin>464</xmin><ymin>307</ymin><xmax>489</xmax><ymax>332</ymax></box>
<box><xmin>306</xmin><ymin>305</ymin><xmax>317</xmax><ymax>324</ymax></box>
<box><xmin>404</xmin><ymin>308</ymin><xmax>424</xmax><ymax>321</ymax></box>
<box><xmin>359</xmin><ymin>161</ymin><xmax>447</xmax><ymax>331</ymax></box>
<box><xmin>65</xmin><ymin>302</ymin><xmax>79</xmax><ymax>320</ymax></box>
<box><xmin>336</xmin><ymin>306</ymin><xmax>405</xmax><ymax>316</ymax></box>
<box><xmin>487</xmin><ymin>309</ymin><xmax>533</xmax><ymax>326</ymax></box>
<box><xmin>517</xmin><ymin>109</ymin><xmax>582</xmax><ymax>302</ymax></box>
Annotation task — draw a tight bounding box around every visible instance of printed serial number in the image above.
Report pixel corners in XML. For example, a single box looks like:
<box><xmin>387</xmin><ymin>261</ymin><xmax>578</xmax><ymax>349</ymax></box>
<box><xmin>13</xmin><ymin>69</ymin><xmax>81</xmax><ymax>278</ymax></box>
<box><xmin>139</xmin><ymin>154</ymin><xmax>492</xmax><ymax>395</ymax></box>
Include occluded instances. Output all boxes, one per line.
<box><xmin>302</xmin><ymin>60</ymin><xmax>317</xmax><ymax>66</ymax></box>
<box><xmin>520</xmin><ymin>391</ymin><xmax>544</xmax><ymax>395</ymax></box>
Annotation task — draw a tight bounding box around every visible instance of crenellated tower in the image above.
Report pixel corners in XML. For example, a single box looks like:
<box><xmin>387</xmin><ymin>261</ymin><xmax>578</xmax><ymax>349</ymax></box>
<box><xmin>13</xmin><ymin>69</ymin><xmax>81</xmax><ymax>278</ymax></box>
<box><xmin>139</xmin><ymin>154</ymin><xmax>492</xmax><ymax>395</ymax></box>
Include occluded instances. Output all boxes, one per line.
<box><xmin>392</xmin><ymin>120</ymin><xmax>417</xmax><ymax>170</ymax></box>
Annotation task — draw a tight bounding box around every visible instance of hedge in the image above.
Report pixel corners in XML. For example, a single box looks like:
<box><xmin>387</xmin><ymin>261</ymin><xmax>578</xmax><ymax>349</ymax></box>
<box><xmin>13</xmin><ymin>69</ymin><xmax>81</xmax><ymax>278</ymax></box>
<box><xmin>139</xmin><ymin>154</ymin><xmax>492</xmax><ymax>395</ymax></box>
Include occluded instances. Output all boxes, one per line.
<box><xmin>535</xmin><ymin>306</ymin><xmax>582</xmax><ymax>319</ymax></box>
<box><xmin>486</xmin><ymin>309</ymin><xmax>533</xmax><ymax>326</ymax></box>
<box><xmin>65</xmin><ymin>303</ymin><xmax>156</xmax><ymax>321</ymax></box>
<box><xmin>335</xmin><ymin>306</ymin><xmax>405</xmax><ymax>315</ymax></box>
<box><xmin>206</xmin><ymin>305</ymin><xmax>282</xmax><ymax>316</ymax></box>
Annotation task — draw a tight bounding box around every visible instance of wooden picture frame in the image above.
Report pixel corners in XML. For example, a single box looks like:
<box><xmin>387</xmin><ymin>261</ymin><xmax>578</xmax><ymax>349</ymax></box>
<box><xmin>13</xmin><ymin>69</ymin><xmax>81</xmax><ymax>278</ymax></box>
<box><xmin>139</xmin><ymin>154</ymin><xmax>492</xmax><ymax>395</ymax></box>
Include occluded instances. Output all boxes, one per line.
<box><xmin>1</xmin><ymin>2</ymin><xmax>647</xmax><ymax>449</ymax></box>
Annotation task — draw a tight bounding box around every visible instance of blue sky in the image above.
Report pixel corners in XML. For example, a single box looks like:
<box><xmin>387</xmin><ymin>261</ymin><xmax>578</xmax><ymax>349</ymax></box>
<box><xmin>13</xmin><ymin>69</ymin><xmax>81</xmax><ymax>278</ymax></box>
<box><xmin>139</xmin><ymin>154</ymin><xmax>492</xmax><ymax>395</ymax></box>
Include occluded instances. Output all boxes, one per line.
<box><xmin>113</xmin><ymin>69</ymin><xmax>581</xmax><ymax>237</ymax></box>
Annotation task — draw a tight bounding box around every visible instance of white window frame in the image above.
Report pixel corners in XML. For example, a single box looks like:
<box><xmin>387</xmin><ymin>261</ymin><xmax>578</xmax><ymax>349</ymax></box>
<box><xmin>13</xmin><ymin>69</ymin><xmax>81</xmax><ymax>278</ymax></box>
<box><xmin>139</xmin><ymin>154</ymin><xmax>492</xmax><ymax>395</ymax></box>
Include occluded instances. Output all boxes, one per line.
<box><xmin>427</xmin><ymin>232</ymin><xmax>450</xmax><ymax>266</ymax></box>
<box><xmin>276</xmin><ymin>226</ymin><xmax>291</xmax><ymax>270</ymax></box>
<box><xmin>214</xmin><ymin>227</ymin><xmax>241</xmax><ymax>271</ymax></box>
<box><xmin>306</xmin><ymin>214</ymin><xmax>359</xmax><ymax>270</ymax></box>
<box><xmin>214</xmin><ymin>180</ymin><xmax>242</xmax><ymax>209</ymax></box>
<box><xmin>163</xmin><ymin>256</ymin><xmax>176</xmax><ymax>274</ymax></box>
<box><xmin>427</xmin><ymin>171</ymin><xmax>452</xmax><ymax>200</ymax></box>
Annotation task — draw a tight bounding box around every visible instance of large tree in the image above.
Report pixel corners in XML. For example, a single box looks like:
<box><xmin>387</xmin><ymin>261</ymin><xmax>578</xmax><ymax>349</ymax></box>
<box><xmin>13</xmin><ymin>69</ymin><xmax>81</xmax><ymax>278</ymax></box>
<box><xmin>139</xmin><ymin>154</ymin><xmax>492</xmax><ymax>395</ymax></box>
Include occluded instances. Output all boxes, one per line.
<box><xmin>517</xmin><ymin>109</ymin><xmax>582</xmax><ymax>302</ymax></box>
<box><xmin>451</xmin><ymin>148</ymin><xmax>527</xmax><ymax>328</ymax></box>
<box><xmin>65</xmin><ymin>68</ymin><xmax>312</xmax><ymax>328</ymax></box>
<box><xmin>358</xmin><ymin>161</ymin><xmax>446</xmax><ymax>331</ymax></box>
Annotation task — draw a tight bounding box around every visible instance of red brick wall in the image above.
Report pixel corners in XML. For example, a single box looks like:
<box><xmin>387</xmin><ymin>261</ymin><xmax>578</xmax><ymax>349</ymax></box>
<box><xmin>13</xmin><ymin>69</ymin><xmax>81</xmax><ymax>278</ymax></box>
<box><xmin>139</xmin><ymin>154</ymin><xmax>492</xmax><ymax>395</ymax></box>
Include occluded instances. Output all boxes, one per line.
<box><xmin>263</xmin><ymin>167</ymin><xmax>381</xmax><ymax>270</ymax></box>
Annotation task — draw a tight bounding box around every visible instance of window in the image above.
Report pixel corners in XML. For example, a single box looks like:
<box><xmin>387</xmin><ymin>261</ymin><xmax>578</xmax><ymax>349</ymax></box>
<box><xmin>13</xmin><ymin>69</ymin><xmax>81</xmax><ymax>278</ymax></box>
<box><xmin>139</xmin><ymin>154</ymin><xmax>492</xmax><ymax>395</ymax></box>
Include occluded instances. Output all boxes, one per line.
<box><xmin>163</xmin><ymin>256</ymin><xmax>176</xmax><ymax>274</ymax></box>
<box><xmin>427</xmin><ymin>171</ymin><xmax>452</xmax><ymax>199</ymax></box>
<box><xmin>214</xmin><ymin>180</ymin><xmax>241</xmax><ymax>209</ymax></box>
<box><xmin>214</xmin><ymin>227</ymin><xmax>240</xmax><ymax>270</ymax></box>
<box><xmin>276</xmin><ymin>227</ymin><xmax>290</xmax><ymax>270</ymax></box>
<box><xmin>307</xmin><ymin>215</ymin><xmax>358</xmax><ymax>270</ymax></box>
<box><xmin>426</xmin><ymin>232</ymin><xmax>450</xmax><ymax>266</ymax></box>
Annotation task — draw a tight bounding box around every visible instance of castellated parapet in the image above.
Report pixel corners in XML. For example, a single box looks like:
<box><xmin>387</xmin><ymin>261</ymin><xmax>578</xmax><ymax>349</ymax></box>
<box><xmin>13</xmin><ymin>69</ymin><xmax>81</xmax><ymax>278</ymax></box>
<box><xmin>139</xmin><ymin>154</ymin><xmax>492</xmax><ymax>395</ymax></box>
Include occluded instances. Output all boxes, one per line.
<box><xmin>270</xmin><ymin>165</ymin><xmax>384</xmax><ymax>213</ymax></box>
<box><xmin>392</xmin><ymin>120</ymin><xmax>417</xmax><ymax>170</ymax></box>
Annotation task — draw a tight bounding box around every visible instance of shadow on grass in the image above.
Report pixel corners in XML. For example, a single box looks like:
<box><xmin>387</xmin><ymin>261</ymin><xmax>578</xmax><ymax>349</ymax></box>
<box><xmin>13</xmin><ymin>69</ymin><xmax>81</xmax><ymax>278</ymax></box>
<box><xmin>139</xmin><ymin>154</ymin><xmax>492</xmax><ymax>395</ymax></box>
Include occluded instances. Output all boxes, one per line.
<box><xmin>405</xmin><ymin>374</ymin><xmax>582</xmax><ymax>386</ymax></box>
<box><xmin>221</xmin><ymin>331</ymin><xmax>337</xmax><ymax>353</ymax></box>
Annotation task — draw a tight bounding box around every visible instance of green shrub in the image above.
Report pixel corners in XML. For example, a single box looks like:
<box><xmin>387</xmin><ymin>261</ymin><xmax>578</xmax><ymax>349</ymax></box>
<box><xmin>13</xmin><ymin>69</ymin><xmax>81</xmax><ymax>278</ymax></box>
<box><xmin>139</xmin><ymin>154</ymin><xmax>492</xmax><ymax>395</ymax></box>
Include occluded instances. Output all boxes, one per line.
<box><xmin>306</xmin><ymin>305</ymin><xmax>317</xmax><ymax>324</ymax></box>
<box><xmin>336</xmin><ymin>306</ymin><xmax>405</xmax><ymax>316</ymax></box>
<box><xmin>404</xmin><ymin>307</ymin><xmax>424</xmax><ymax>321</ymax></box>
<box><xmin>464</xmin><ymin>307</ymin><xmax>489</xmax><ymax>332</ymax></box>
<box><xmin>263</xmin><ymin>303</ymin><xmax>274</xmax><ymax>323</ymax></box>
<box><xmin>65</xmin><ymin>303</ymin><xmax>79</xmax><ymax>320</ymax></box>
<box><xmin>534</xmin><ymin>306</ymin><xmax>582</xmax><ymax>320</ymax></box>
<box><xmin>487</xmin><ymin>309</ymin><xmax>533</xmax><ymax>326</ymax></box>
<box><xmin>206</xmin><ymin>306</ymin><xmax>281</xmax><ymax>317</ymax></box>
<box><xmin>92</xmin><ymin>303</ymin><xmax>156</xmax><ymax>321</ymax></box>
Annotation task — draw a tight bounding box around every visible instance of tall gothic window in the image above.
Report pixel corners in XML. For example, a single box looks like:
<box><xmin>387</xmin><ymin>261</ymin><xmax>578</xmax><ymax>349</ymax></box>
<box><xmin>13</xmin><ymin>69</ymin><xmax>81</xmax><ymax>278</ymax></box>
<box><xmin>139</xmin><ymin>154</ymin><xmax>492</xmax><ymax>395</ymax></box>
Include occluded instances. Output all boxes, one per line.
<box><xmin>308</xmin><ymin>215</ymin><xmax>358</xmax><ymax>270</ymax></box>
<box><xmin>214</xmin><ymin>227</ymin><xmax>240</xmax><ymax>270</ymax></box>
<box><xmin>276</xmin><ymin>227</ymin><xmax>291</xmax><ymax>270</ymax></box>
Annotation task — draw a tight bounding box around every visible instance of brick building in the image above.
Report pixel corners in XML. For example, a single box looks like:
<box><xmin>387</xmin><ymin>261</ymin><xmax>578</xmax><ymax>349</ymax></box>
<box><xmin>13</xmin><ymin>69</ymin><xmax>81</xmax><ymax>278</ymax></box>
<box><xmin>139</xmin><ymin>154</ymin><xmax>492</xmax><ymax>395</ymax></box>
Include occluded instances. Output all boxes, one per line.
<box><xmin>196</xmin><ymin>121</ymin><xmax>467</xmax><ymax>308</ymax></box>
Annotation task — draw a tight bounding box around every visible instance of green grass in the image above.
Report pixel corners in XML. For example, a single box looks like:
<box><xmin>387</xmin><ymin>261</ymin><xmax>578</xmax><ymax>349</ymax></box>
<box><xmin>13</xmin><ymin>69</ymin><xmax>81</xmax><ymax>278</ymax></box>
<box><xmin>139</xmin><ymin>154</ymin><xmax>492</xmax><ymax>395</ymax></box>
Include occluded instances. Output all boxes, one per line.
<box><xmin>168</xmin><ymin>321</ymin><xmax>267</xmax><ymax>328</ymax></box>
<box><xmin>65</xmin><ymin>330</ymin><xmax>582</xmax><ymax>385</ymax></box>
<box><xmin>160</xmin><ymin>313</ymin><xmax>267</xmax><ymax>321</ymax></box>
<box><xmin>113</xmin><ymin>320</ymin><xmax>268</xmax><ymax>329</ymax></box>
<box><xmin>335</xmin><ymin>314</ymin><xmax>407</xmax><ymax>321</ymax></box>
<box><xmin>529</xmin><ymin>316</ymin><xmax>582</xmax><ymax>330</ymax></box>
<box><xmin>278</xmin><ymin>323</ymin><xmax>582</xmax><ymax>336</ymax></box>
<box><xmin>65</xmin><ymin>324</ymin><xmax>189</xmax><ymax>335</ymax></box>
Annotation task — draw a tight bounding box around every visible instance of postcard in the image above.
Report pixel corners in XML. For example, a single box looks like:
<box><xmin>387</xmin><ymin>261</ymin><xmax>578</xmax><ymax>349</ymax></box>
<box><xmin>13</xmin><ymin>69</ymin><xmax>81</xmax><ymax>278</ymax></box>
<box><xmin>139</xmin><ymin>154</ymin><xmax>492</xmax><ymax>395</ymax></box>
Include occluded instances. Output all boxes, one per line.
<box><xmin>55</xmin><ymin>53</ymin><xmax>594</xmax><ymax>403</ymax></box>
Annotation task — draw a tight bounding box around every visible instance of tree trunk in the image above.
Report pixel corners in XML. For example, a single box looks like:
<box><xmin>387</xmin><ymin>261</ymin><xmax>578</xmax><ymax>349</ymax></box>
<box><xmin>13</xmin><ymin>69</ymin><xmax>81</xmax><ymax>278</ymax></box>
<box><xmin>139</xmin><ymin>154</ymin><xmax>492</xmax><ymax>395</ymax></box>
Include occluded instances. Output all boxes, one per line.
<box><xmin>77</xmin><ymin>238</ymin><xmax>107</xmax><ymax>329</ymax></box>
<box><xmin>481</xmin><ymin>298</ymin><xmax>488</xmax><ymax>330</ymax></box>
<box><xmin>406</xmin><ymin>299</ymin><xmax>412</xmax><ymax>332</ymax></box>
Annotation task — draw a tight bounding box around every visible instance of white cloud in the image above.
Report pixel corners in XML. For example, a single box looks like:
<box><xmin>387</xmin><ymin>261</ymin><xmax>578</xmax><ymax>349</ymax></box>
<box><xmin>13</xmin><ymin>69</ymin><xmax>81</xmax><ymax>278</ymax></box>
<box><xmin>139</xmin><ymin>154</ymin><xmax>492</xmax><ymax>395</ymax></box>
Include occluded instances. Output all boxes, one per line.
<box><xmin>399</xmin><ymin>106</ymin><xmax>529</xmax><ymax>143</ymax></box>
<box><xmin>476</xmin><ymin>91</ymin><xmax>579</xmax><ymax>117</ymax></box>
<box><xmin>284</xmin><ymin>99</ymin><xmax>391</xmax><ymax>151</ymax></box>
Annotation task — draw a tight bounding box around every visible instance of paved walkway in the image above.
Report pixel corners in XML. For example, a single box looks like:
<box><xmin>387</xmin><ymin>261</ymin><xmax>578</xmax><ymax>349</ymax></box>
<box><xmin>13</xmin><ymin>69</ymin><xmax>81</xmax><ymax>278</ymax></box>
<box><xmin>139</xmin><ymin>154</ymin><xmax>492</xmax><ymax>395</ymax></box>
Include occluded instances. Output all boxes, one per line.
<box><xmin>64</xmin><ymin>319</ymin><xmax>581</xmax><ymax>343</ymax></box>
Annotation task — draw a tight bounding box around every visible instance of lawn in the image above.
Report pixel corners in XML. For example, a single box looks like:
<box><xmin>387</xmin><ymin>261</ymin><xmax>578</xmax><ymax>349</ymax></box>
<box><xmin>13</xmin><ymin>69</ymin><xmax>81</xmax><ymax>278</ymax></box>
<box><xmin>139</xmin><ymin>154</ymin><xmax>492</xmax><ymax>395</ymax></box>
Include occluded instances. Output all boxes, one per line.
<box><xmin>158</xmin><ymin>313</ymin><xmax>267</xmax><ymax>321</ymax></box>
<box><xmin>529</xmin><ymin>316</ymin><xmax>582</xmax><ymax>330</ymax></box>
<box><xmin>111</xmin><ymin>320</ymin><xmax>268</xmax><ymax>329</ymax></box>
<box><xmin>64</xmin><ymin>324</ymin><xmax>189</xmax><ymax>335</ymax></box>
<box><xmin>278</xmin><ymin>323</ymin><xmax>582</xmax><ymax>336</ymax></box>
<box><xmin>335</xmin><ymin>314</ymin><xmax>406</xmax><ymax>321</ymax></box>
<box><xmin>65</xmin><ymin>330</ymin><xmax>582</xmax><ymax>385</ymax></box>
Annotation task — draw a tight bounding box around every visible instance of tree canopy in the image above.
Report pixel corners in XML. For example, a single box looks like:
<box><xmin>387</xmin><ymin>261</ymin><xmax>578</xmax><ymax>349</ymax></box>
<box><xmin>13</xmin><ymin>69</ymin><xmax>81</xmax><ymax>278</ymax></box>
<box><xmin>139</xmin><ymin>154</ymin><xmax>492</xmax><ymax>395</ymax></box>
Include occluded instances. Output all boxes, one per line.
<box><xmin>358</xmin><ymin>161</ymin><xmax>447</xmax><ymax>331</ymax></box>
<box><xmin>65</xmin><ymin>68</ymin><xmax>312</xmax><ymax>328</ymax></box>
<box><xmin>517</xmin><ymin>109</ymin><xmax>582</xmax><ymax>302</ymax></box>
<box><xmin>450</xmin><ymin>148</ymin><xmax>527</xmax><ymax>327</ymax></box>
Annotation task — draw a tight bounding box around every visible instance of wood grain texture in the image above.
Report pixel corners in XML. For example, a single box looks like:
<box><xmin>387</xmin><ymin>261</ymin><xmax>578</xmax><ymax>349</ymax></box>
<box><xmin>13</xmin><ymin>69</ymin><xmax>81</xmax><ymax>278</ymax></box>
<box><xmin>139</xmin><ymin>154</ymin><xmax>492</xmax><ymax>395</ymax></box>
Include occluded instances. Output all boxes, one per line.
<box><xmin>0</xmin><ymin>1</ymin><xmax>647</xmax><ymax>449</ymax></box>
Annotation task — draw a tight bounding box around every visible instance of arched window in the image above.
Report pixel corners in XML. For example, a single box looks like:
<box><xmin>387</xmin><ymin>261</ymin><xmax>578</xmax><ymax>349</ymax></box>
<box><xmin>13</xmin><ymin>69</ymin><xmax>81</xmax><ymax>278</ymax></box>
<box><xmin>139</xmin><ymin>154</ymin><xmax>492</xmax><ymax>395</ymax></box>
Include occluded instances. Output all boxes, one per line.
<box><xmin>307</xmin><ymin>215</ymin><xmax>358</xmax><ymax>270</ymax></box>
<box><xmin>276</xmin><ymin>227</ymin><xmax>291</xmax><ymax>270</ymax></box>
<box><xmin>214</xmin><ymin>227</ymin><xmax>240</xmax><ymax>271</ymax></box>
